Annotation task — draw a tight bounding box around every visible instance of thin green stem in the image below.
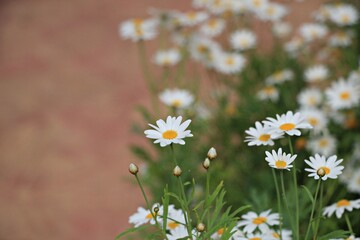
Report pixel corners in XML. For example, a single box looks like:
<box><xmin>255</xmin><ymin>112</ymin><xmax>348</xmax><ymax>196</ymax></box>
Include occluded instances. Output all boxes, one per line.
<box><xmin>304</xmin><ymin>180</ymin><xmax>321</xmax><ymax>240</ymax></box>
<box><xmin>313</xmin><ymin>182</ymin><xmax>324</xmax><ymax>239</ymax></box>
<box><xmin>205</xmin><ymin>169</ymin><xmax>210</xmax><ymax>228</ymax></box>
<box><xmin>272</xmin><ymin>169</ymin><xmax>283</xmax><ymax>240</ymax></box>
<box><xmin>345</xmin><ymin>213</ymin><xmax>354</xmax><ymax>235</ymax></box>
<box><xmin>288</xmin><ymin>136</ymin><xmax>299</xmax><ymax>240</ymax></box>
<box><xmin>280</xmin><ymin>170</ymin><xmax>296</xmax><ymax>235</ymax></box>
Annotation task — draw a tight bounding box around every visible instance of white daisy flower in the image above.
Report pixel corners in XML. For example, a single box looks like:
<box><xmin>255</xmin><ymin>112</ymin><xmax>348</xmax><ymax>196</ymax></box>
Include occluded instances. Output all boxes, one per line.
<box><xmin>325</xmin><ymin>78</ymin><xmax>360</xmax><ymax>110</ymax></box>
<box><xmin>129</xmin><ymin>204</ymin><xmax>162</xmax><ymax>227</ymax></box>
<box><xmin>347</xmin><ymin>168</ymin><xmax>360</xmax><ymax>194</ymax></box>
<box><xmin>329</xmin><ymin>31</ymin><xmax>352</xmax><ymax>48</ymax></box>
<box><xmin>330</xmin><ymin>235</ymin><xmax>360</xmax><ymax>240</ymax></box>
<box><xmin>245</xmin><ymin>121</ymin><xmax>283</xmax><ymax>146</ymax></box>
<box><xmin>265</xmin><ymin>69</ymin><xmax>294</xmax><ymax>85</ymax></box>
<box><xmin>307</xmin><ymin>134</ymin><xmax>337</xmax><ymax>157</ymax></box>
<box><xmin>192</xmin><ymin>0</ymin><xmax>209</xmax><ymax>9</ymax></box>
<box><xmin>199</xmin><ymin>18</ymin><xmax>225</xmax><ymax>38</ymax></box>
<box><xmin>189</xmin><ymin>36</ymin><xmax>221</xmax><ymax>67</ymax></box>
<box><xmin>177</xmin><ymin>11</ymin><xmax>208</xmax><ymax>27</ymax></box>
<box><xmin>257</xmin><ymin>3</ymin><xmax>288</xmax><ymax>22</ymax></box>
<box><xmin>265</xmin><ymin>229</ymin><xmax>292</xmax><ymax>240</ymax></box>
<box><xmin>329</xmin><ymin>4</ymin><xmax>359</xmax><ymax>27</ymax></box>
<box><xmin>166</xmin><ymin>207</ymin><xmax>186</xmax><ymax>231</ymax></box>
<box><xmin>144</xmin><ymin>116</ymin><xmax>193</xmax><ymax>147</ymax></box>
<box><xmin>246</xmin><ymin>0</ymin><xmax>269</xmax><ymax>13</ymax></box>
<box><xmin>263</xmin><ymin>111</ymin><xmax>313</xmax><ymax>136</ymax></box>
<box><xmin>323</xmin><ymin>198</ymin><xmax>360</xmax><ymax>219</ymax></box>
<box><xmin>238</xmin><ymin>209</ymin><xmax>280</xmax><ymax>233</ymax></box>
<box><xmin>211</xmin><ymin>227</ymin><xmax>244</xmax><ymax>240</ymax></box>
<box><xmin>159</xmin><ymin>88</ymin><xmax>194</xmax><ymax>109</ymax></box>
<box><xmin>167</xmin><ymin>225</ymin><xmax>192</xmax><ymax>240</ymax></box>
<box><xmin>257</xmin><ymin>85</ymin><xmax>279</xmax><ymax>102</ymax></box>
<box><xmin>297</xmin><ymin>88</ymin><xmax>323</xmax><ymax>108</ymax></box>
<box><xmin>299</xmin><ymin>23</ymin><xmax>328</xmax><ymax>42</ymax></box>
<box><xmin>304</xmin><ymin>154</ymin><xmax>344</xmax><ymax>181</ymax></box>
<box><xmin>120</xmin><ymin>18</ymin><xmax>158</xmax><ymax>42</ymax></box>
<box><xmin>304</xmin><ymin>65</ymin><xmax>329</xmax><ymax>83</ymax></box>
<box><xmin>284</xmin><ymin>37</ymin><xmax>304</xmax><ymax>56</ymax></box>
<box><xmin>272</xmin><ymin>22</ymin><xmax>292</xmax><ymax>38</ymax></box>
<box><xmin>230</xmin><ymin>30</ymin><xmax>257</xmax><ymax>51</ymax></box>
<box><xmin>154</xmin><ymin>48</ymin><xmax>181</xmax><ymax>67</ymax></box>
<box><xmin>238</xmin><ymin>232</ymin><xmax>267</xmax><ymax>240</ymax></box>
<box><xmin>313</xmin><ymin>5</ymin><xmax>332</xmax><ymax>22</ymax></box>
<box><xmin>299</xmin><ymin>108</ymin><xmax>328</xmax><ymax>133</ymax></box>
<box><xmin>265</xmin><ymin>148</ymin><xmax>297</xmax><ymax>171</ymax></box>
<box><xmin>214</xmin><ymin>52</ymin><xmax>246</xmax><ymax>74</ymax></box>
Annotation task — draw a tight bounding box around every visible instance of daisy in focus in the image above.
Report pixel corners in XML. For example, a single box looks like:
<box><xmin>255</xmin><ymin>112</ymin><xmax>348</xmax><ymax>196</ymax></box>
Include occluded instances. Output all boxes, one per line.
<box><xmin>144</xmin><ymin>116</ymin><xmax>193</xmax><ymax>147</ymax></box>
<box><xmin>237</xmin><ymin>209</ymin><xmax>280</xmax><ymax>233</ymax></box>
<box><xmin>120</xmin><ymin>18</ymin><xmax>158</xmax><ymax>42</ymax></box>
<box><xmin>304</xmin><ymin>154</ymin><xmax>344</xmax><ymax>181</ymax></box>
<box><xmin>325</xmin><ymin>78</ymin><xmax>360</xmax><ymax>110</ymax></box>
<box><xmin>230</xmin><ymin>30</ymin><xmax>257</xmax><ymax>51</ymax></box>
<box><xmin>245</xmin><ymin>121</ymin><xmax>283</xmax><ymax>146</ymax></box>
<box><xmin>265</xmin><ymin>148</ymin><xmax>297</xmax><ymax>171</ymax></box>
<box><xmin>323</xmin><ymin>198</ymin><xmax>360</xmax><ymax>219</ymax></box>
<box><xmin>159</xmin><ymin>88</ymin><xmax>194</xmax><ymax>109</ymax></box>
<box><xmin>129</xmin><ymin>204</ymin><xmax>162</xmax><ymax>227</ymax></box>
<box><xmin>263</xmin><ymin>111</ymin><xmax>313</xmax><ymax>136</ymax></box>
<box><xmin>154</xmin><ymin>48</ymin><xmax>181</xmax><ymax>67</ymax></box>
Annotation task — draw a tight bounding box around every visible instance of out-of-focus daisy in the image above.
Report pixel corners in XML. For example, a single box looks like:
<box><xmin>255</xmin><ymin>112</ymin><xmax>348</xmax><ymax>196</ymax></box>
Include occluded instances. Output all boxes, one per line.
<box><xmin>192</xmin><ymin>0</ymin><xmax>209</xmax><ymax>9</ymax></box>
<box><xmin>330</xmin><ymin>235</ymin><xmax>360</xmax><ymax>240</ymax></box>
<box><xmin>304</xmin><ymin>154</ymin><xmax>344</xmax><ymax>181</ymax></box>
<box><xmin>284</xmin><ymin>37</ymin><xmax>304</xmax><ymax>56</ymax></box>
<box><xmin>120</xmin><ymin>18</ymin><xmax>158</xmax><ymax>42</ymax></box>
<box><xmin>272</xmin><ymin>22</ymin><xmax>292</xmax><ymax>38</ymax></box>
<box><xmin>245</xmin><ymin>121</ymin><xmax>283</xmax><ymax>146</ymax></box>
<box><xmin>263</xmin><ymin>111</ymin><xmax>313</xmax><ymax>136</ymax></box>
<box><xmin>144</xmin><ymin>116</ymin><xmax>193</xmax><ymax>147</ymax></box>
<box><xmin>299</xmin><ymin>23</ymin><xmax>328</xmax><ymax>42</ymax></box>
<box><xmin>257</xmin><ymin>85</ymin><xmax>279</xmax><ymax>102</ymax></box>
<box><xmin>189</xmin><ymin>36</ymin><xmax>221</xmax><ymax>67</ymax></box>
<box><xmin>257</xmin><ymin>3</ymin><xmax>288</xmax><ymax>22</ymax></box>
<box><xmin>167</xmin><ymin>225</ymin><xmax>192</xmax><ymax>240</ymax></box>
<box><xmin>307</xmin><ymin>134</ymin><xmax>337</xmax><ymax>157</ymax></box>
<box><xmin>323</xmin><ymin>198</ymin><xmax>360</xmax><ymax>219</ymax></box>
<box><xmin>129</xmin><ymin>204</ymin><xmax>162</xmax><ymax>227</ymax></box>
<box><xmin>238</xmin><ymin>232</ymin><xmax>267</xmax><ymax>240</ymax></box>
<box><xmin>214</xmin><ymin>52</ymin><xmax>246</xmax><ymax>74</ymax></box>
<box><xmin>347</xmin><ymin>168</ymin><xmax>360</xmax><ymax>194</ymax></box>
<box><xmin>246</xmin><ymin>0</ymin><xmax>269</xmax><ymax>13</ymax></box>
<box><xmin>299</xmin><ymin>108</ymin><xmax>328</xmax><ymax>133</ymax></box>
<box><xmin>313</xmin><ymin>5</ymin><xmax>332</xmax><ymax>22</ymax></box>
<box><xmin>297</xmin><ymin>88</ymin><xmax>323</xmax><ymax>108</ymax></box>
<box><xmin>199</xmin><ymin>18</ymin><xmax>225</xmax><ymax>37</ymax></box>
<box><xmin>304</xmin><ymin>65</ymin><xmax>329</xmax><ymax>83</ymax></box>
<box><xmin>265</xmin><ymin>229</ymin><xmax>292</xmax><ymax>240</ymax></box>
<box><xmin>211</xmin><ymin>227</ymin><xmax>244</xmax><ymax>240</ymax></box>
<box><xmin>265</xmin><ymin>69</ymin><xmax>294</xmax><ymax>85</ymax></box>
<box><xmin>230</xmin><ymin>30</ymin><xmax>257</xmax><ymax>51</ymax></box>
<box><xmin>177</xmin><ymin>11</ymin><xmax>208</xmax><ymax>27</ymax></box>
<box><xmin>329</xmin><ymin>4</ymin><xmax>359</xmax><ymax>27</ymax></box>
<box><xmin>159</xmin><ymin>88</ymin><xmax>194</xmax><ymax>109</ymax></box>
<box><xmin>238</xmin><ymin>209</ymin><xmax>280</xmax><ymax>233</ymax></box>
<box><xmin>154</xmin><ymin>48</ymin><xmax>181</xmax><ymax>67</ymax></box>
<box><xmin>329</xmin><ymin>31</ymin><xmax>352</xmax><ymax>48</ymax></box>
<box><xmin>325</xmin><ymin>78</ymin><xmax>360</xmax><ymax>110</ymax></box>
<box><xmin>265</xmin><ymin>148</ymin><xmax>297</xmax><ymax>171</ymax></box>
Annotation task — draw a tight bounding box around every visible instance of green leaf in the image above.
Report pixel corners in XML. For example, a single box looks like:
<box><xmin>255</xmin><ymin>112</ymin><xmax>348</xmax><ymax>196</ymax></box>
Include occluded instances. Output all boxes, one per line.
<box><xmin>317</xmin><ymin>230</ymin><xmax>350</xmax><ymax>240</ymax></box>
<box><xmin>114</xmin><ymin>224</ymin><xmax>151</xmax><ymax>239</ymax></box>
<box><xmin>301</xmin><ymin>185</ymin><xmax>314</xmax><ymax>204</ymax></box>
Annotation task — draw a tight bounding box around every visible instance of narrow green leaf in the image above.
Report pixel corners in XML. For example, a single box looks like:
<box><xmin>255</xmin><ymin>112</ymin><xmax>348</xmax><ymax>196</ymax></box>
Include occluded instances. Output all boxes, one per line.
<box><xmin>114</xmin><ymin>224</ymin><xmax>151</xmax><ymax>239</ymax></box>
<box><xmin>301</xmin><ymin>185</ymin><xmax>314</xmax><ymax>204</ymax></box>
<box><xmin>318</xmin><ymin>230</ymin><xmax>350</xmax><ymax>240</ymax></box>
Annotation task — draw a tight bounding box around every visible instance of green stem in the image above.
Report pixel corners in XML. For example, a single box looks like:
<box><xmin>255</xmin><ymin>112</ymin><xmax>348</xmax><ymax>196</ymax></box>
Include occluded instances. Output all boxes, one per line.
<box><xmin>288</xmin><ymin>136</ymin><xmax>299</xmax><ymax>240</ymax></box>
<box><xmin>345</xmin><ymin>213</ymin><xmax>354</xmax><ymax>235</ymax></box>
<box><xmin>304</xmin><ymin>180</ymin><xmax>321</xmax><ymax>240</ymax></box>
<box><xmin>313</xmin><ymin>182</ymin><xmax>324</xmax><ymax>239</ymax></box>
<box><xmin>272</xmin><ymin>169</ymin><xmax>283</xmax><ymax>240</ymax></box>
<box><xmin>205</xmin><ymin>168</ymin><xmax>210</xmax><ymax>228</ymax></box>
<box><xmin>280</xmin><ymin>170</ymin><xmax>296</xmax><ymax>235</ymax></box>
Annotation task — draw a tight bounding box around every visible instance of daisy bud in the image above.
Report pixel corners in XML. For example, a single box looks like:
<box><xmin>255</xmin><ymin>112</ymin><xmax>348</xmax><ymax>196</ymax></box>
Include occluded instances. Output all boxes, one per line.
<box><xmin>153</xmin><ymin>205</ymin><xmax>160</xmax><ymax>214</ymax></box>
<box><xmin>173</xmin><ymin>166</ymin><xmax>182</xmax><ymax>177</ymax></box>
<box><xmin>196</xmin><ymin>223</ymin><xmax>206</xmax><ymax>232</ymax></box>
<box><xmin>203</xmin><ymin>158</ymin><xmax>211</xmax><ymax>169</ymax></box>
<box><xmin>317</xmin><ymin>168</ymin><xmax>326</xmax><ymax>177</ymax></box>
<box><xmin>207</xmin><ymin>147</ymin><xmax>217</xmax><ymax>160</ymax></box>
<box><xmin>129</xmin><ymin>163</ymin><xmax>139</xmax><ymax>175</ymax></box>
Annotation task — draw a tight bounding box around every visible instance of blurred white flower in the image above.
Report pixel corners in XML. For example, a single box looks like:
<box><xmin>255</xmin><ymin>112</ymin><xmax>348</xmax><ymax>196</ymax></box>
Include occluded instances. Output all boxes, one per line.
<box><xmin>329</xmin><ymin>4</ymin><xmax>359</xmax><ymax>27</ymax></box>
<box><xmin>159</xmin><ymin>88</ymin><xmax>194</xmax><ymax>109</ymax></box>
<box><xmin>299</xmin><ymin>23</ymin><xmax>328</xmax><ymax>42</ymax></box>
<box><xmin>297</xmin><ymin>88</ymin><xmax>323</xmax><ymax>108</ymax></box>
<box><xmin>230</xmin><ymin>30</ymin><xmax>257</xmax><ymax>51</ymax></box>
<box><xmin>304</xmin><ymin>65</ymin><xmax>329</xmax><ymax>83</ymax></box>
<box><xmin>199</xmin><ymin>18</ymin><xmax>226</xmax><ymax>37</ymax></box>
<box><xmin>176</xmin><ymin>11</ymin><xmax>208</xmax><ymax>27</ymax></box>
<box><xmin>154</xmin><ymin>48</ymin><xmax>181</xmax><ymax>67</ymax></box>
<box><xmin>323</xmin><ymin>199</ymin><xmax>360</xmax><ymax>218</ymax></box>
<box><xmin>265</xmin><ymin>69</ymin><xmax>294</xmax><ymax>85</ymax></box>
<box><xmin>325</xmin><ymin>78</ymin><xmax>360</xmax><ymax>110</ymax></box>
<box><xmin>214</xmin><ymin>52</ymin><xmax>246</xmax><ymax>74</ymax></box>
<box><xmin>257</xmin><ymin>85</ymin><xmax>279</xmax><ymax>102</ymax></box>
<box><xmin>120</xmin><ymin>18</ymin><xmax>158</xmax><ymax>42</ymax></box>
<box><xmin>307</xmin><ymin>134</ymin><xmax>337</xmax><ymax>157</ymax></box>
<box><xmin>272</xmin><ymin>22</ymin><xmax>292</xmax><ymax>38</ymax></box>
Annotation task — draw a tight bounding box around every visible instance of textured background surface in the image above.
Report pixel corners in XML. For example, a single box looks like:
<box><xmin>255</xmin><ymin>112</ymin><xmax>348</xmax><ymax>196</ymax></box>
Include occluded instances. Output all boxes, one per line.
<box><xmin>0</xmin><ymin>0</ymin><xmax>320</xmax><ymax>239</ymax></box>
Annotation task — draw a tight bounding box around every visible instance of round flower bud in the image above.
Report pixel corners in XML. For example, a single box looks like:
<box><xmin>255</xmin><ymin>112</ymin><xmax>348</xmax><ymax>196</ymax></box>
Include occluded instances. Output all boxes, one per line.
<box><xmin>173</xmin><ymin>166</ymin><xmax>182</xmax><ymax>177</ymax></box>
<box><xmin>129</xmin><ymin>163</ymin><xmax>139</xmax><ymax>175</ymax></box>
<box><xmin>153</xmin><ymin>206</ymin><xmax>160</xmax><ymax>214</ymax></box>
<box><xmin>203</xmin><ymin>158</ymin><xmax>211</xmax><ymax>169</ymax></box>
<box><xmin>317</xmin><ymin>168</ymin><xmax>326</xmax><ymax>177</ymax></box>
<box><xmin>196</xmin><ymin>223</ymin><xmax>206</xmax><ymax>232</ymax></box>
<box><xmin>207</xmin><ymin>147</ymin><xmax>217</xmax><ymax>160</ymax></box>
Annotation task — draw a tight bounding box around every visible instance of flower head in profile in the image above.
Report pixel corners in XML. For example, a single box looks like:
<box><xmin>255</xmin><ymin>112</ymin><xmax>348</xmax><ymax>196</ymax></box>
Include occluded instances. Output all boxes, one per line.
<box><xmin>265</xmin><ymin>148</ymin><xmax>297</xmax><ymax>171</ymax></box>
<box><xmin>144</xmin><ymin>116</ymin><xmax>193</xmax><ymax>147</ymax></box>
<box><xmin>159</xmin><ymin>88</ymin><xmax>194</xmax><ymax>109</ymax></box>
<box><xmin>323</xmin><ymin>198</ymin><xmax>360</xmax><ymax>219</ymax></box>
<box><xmin>237</xmin><ymin>209</ymin><xmax>279</xmax><ymax>233</ymax></box>
<box><xmin>245</xmin><ymin>121</ymin><xmax>283</xmax><ymax>146</ymax></box>
<box><xmin>120</xmin><ymin>18</ymin><xmax>158</xmax><ymax>42</ymax></box>
<box><xmin>263</xmin><ymin>111</ymin><xmax>313</xmax><ymax>136</ymax></box>
<box><xmin>304</xmin><ymin>154</ymin><xmax>344</xmax><ymax>181</ymax></box>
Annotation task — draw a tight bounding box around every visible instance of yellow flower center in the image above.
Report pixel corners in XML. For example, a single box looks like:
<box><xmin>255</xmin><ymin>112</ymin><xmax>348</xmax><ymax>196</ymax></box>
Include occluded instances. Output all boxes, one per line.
<box><xmin>318</xmin><ymin>166</ymin><xmax>330</xmax><ymax>175</ymax></box>
<box><xmin>250</xmin><ymin>238</ymin><xmax>261</xmax><ymax>240</ymax></box>
<box><xmin>208</xmin><ymin>20</ymin><xmax>218</xmax><ymax>29</ymax></box>
<box><xmin>168</xmin><ymin>221</ymin><xmax>180</xmax><ymax>229</ymax></box>
<box><xmin>308</xmin><ymin>117</ymin><xmax>318</xmax><ymax>127</ymax></box>
<box><xmin>272</xmin><ymin>232</ymin><xmax>280</xmax><ymax>238</ymax></box>
<box><xmin>225</xmin><ymin>57</ymin><xmax>234</xmax><ymax>66</ymax></box>
<box><xmin>162</xmin><ymin>130</ymin><xmax>178</xmax><ymax>140</ymax></box>
<box><xmin>197</xmin><ymin>45</ymin><xmax>209</xmax><ymax>54</ymax></box>
<box><xmin>186</xmin><ymin>12</ymin><xmax>197</xmax><ymax>20</ymax></box>
<box><xmin>318</xmin><ymin>139</ymin><xmax>328</xmax><ymax>148</ymax></box>
<box><xmin>252</xmin><ymin>0</ymin><xmax>262</xmax><ymax>7</ymax></box>
<box><xmin>252</xmin><ymin>216</ymin><xmax>267</xmax><ymax>225</ymax></box>
<box><xmin>146</xmin><ymin>213</ymin><xmax>153</xmax><ymax>219</ymax></box>
<box><xmin>340</xmin><ymin>91</ymin><xmax>350</xmax><ymax>100</ymax></box>
<box><xmin>171</xmin><ymin>100</ymin><xmax>182</xmax><ymax>108</ymax></box>
<box><xmin>341</xmin><ymin>15</ymin><xmax>350</xmax><ymax>23</ymax></box>
<box><xmin>266</xmin><ymin>6</ymin><xmax>275</xmax><ymax>16</ymax></box>
<box><xmin>307</xmin><ymin>97</ymin><xmax>316</xmax><ymax>105</ymax></box>
<box><xmin>336</xmin><ymin>199</ymin><xmax>350</xmax><ymax>207</ymax></box>
<box><xmin>239</xmin><ymin>39</ymin><xmax>249</xmax><ymax>48</ymax></box>
<box><xmin>133</xmin><ymin>19</ymin><xmax>144</xmax><ymax>36</ymax></box>
<box><xmin>275</xmin><ymin>160</ymin><xmax>287</xmax><ymax>169</ymax></box>
<box><xmin>264</xmin><ymin>86</ymin><xmax>275</xmax><ymax>94</ymax></box>
<box><xmin>279</xmin><ymin>123</ymin><xmax>295</xmax><ymax>131</ymax></box>
<box><xmin>217</xmin><ymin>228</ymin><xmax>224</xmax><ymax>235</ymax></box>
<box><xmin>273</xmin><ymin>72</ymin><xmax>284</xmax><ymax>81</ymax></box>
<box><xmin>258</xmin><ymin>134</ymin><xmax>270</xmax><ymax>142</ymax></box>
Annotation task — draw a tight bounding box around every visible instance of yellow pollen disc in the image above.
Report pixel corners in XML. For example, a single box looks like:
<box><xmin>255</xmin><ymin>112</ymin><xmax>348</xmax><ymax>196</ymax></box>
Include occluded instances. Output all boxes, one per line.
<box><xmin>197</xmin><ymin>45</ymin><xmax>208</xmax><ymax>54</ymax></box>
<box><xmin>307</xmin><ymin>97</ymin><xmax>316</xmax><ymax>105</ymax></box>
<box><xmin>275</xmin><ymin>160</ymin><xmax>287</xmax><ymax>169</ymax></box>
<box><xmin>168</xmin><ymin>222</ymin><xmax>179</xmax><ymax>229</ymax></box>
<box><xmin>264</xmin><ymin>86</ymin><xmax>275</xmax><ymax>94</ymax></box>
<box><xmin>250</xmin><ymin>238</ymin><xmax>261</xmax><ymax>240</ymax></box>
<box><xmin>252</xmin><ymin>216</ymin><xmax>267</xmax><ymax>225</ymax></box>
<box><xmin>336</xmin><ymin>199</ymin><xmax>350</xmax><ymax>207</ymax></box>
<box><xmin>266</xmin><ymin>7</ymin><xmax>275</xmax><ymax>15</ymax></box>
<box><xmin>319</xmin><ymin>166</ymin><xmax>330</xmax><ymax>175</ymax></box>
<box><xmin>273</xmin><ymin>72</ymin><xmax>283</xmax><ymax>81</ymax></box>
<box><xmin>258</xmin><ymin>134</ymin><xmax>270</xmax><ymax>142</ymax></box>
<box><xmin>133</xmin><ymin>19</ymin><xmax>144</xmax><ymax>36</ymax></box>
<box><xmin>208</xmin><ymin>20</ymin><xmax>217</xmax><ymax>28</ymax></box>
<box><xmin>340</xmin><ymin>91</ymin><xmax>350</xmax><ymax>100</ymax></box>
<box><xmin>217</xmin><ymin>228</ymin><xmax>224</xmax><ymax>235</ymax></box>
<box><xmin>342</xmin><ymin>15</ymin><xmax>350</xmax><ymax>23</ymax></box>
<box><xmin>279</xmin><ymin>123</ymin><xmax>295</xmax><ymax>131</ymax></box>
<box><xmin>225</xmin><ymin>57</ymin><xmax>234</xmax><ymax>66</ymax></box>
<box><xmin>146</xmin><ymin>213</ymin><xmax>153</xmax><ymax>219</ymax></box>
<box><xmin>253</xmin><ymin>0</ymin><xmax>261</xmax><ymax>7</ymax></box>
<box><xmin>171</xmin><ymin>100</ymin><xmax>182</xmax><ymax>108</ymax></box>
<box><xmin>162</xmin><ymin>130</ymin><xmax>178</xmax><ymax>140</ymax></box>
<box><xmin>239</xmin><ymin>39</ymin><xmax>249</xmax><ymax>48</ymax></box>
<box><xmin>186</xmin><ymin>12</ymin><xmax>197</xmax><ymax>20</ymax></box>
<box><xmin>318</xmin><ymin>139</ymin><xmax>328</xmax><ymax>148</ymax></box>
<box><xmin>272</xmin><ymin>232</ymin><xmax>280</xmax><ymax>238</ymax></box>
<box><xmin>308</xmin><ymin>117</ymin><xmax>318</xmax><ymax>126</ymax></box>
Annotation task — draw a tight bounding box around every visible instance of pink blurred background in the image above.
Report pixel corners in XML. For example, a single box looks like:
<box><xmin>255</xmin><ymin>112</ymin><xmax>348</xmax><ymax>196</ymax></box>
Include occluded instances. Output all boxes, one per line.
<box><xmin>0</xmin><ymin>0</ymin><xmax>321</xmax><ymax>239</ymax></box>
